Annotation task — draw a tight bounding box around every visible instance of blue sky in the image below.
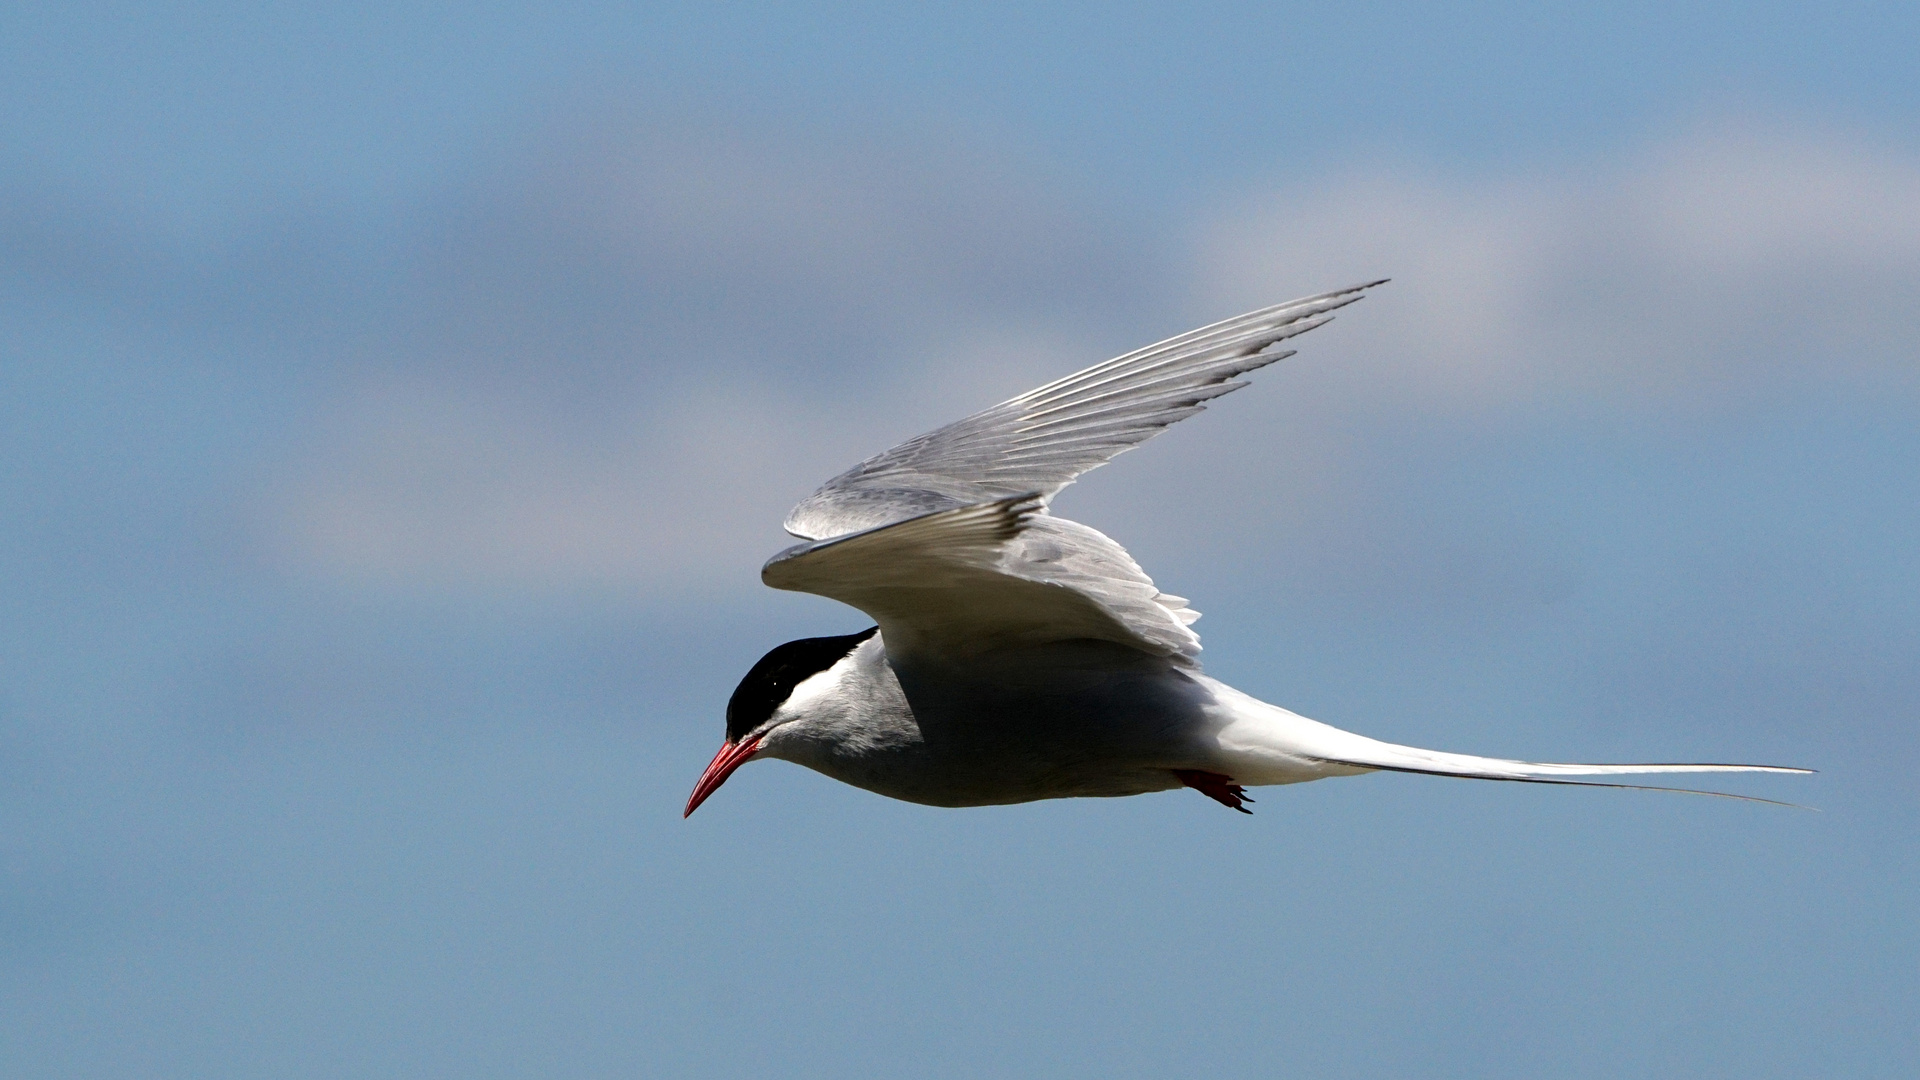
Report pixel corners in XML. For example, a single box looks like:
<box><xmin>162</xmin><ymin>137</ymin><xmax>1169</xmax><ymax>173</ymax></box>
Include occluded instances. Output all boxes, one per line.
<box><xmin>4</xmin><ymin>3</ymin><xmax>1917</xmax><ymax>1077</ymax></box>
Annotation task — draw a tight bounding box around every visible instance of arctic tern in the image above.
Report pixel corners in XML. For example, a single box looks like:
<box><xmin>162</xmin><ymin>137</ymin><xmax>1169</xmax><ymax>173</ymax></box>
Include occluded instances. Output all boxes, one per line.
<box><xmin>686</xmin><ymin>281</ymin><xmax>1807</xmax><ymax>817</ymax></box>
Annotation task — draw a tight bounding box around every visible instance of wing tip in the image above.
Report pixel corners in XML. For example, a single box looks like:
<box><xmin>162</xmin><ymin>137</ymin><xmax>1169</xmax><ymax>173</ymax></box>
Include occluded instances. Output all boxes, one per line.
<box><xmin>1299</xmin><ymin>277</ymin><xmax>1391</xmax><ymax>307</ymax></box>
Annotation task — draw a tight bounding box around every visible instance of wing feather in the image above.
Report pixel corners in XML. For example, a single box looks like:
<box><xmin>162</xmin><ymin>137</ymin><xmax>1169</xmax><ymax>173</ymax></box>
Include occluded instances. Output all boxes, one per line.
<box><xmin>768</xmin><ymin>282</ymin><xmax>1383</xmax><ymax>665</ymax></box>
<box><xmin>764</xmin><ymin>495</ymin><xmax>1201</xmax><ymax>664</ymax></box>
<box><xmin>783</xmin><ymin>282</ymin><xmax>1385</xmax><ymax>541</ymax></box>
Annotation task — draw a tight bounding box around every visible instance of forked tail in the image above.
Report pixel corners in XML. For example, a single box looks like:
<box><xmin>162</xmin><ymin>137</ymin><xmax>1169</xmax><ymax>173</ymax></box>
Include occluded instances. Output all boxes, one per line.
<box><xmin>1308</xmin><ymin>740</ymin><xmax>1814</xmax><ymax>808</ymax></box>
<box><xmin>1203</xmin><ymin>681</ymin><xmax>1813</xmax><ymax>807</ymax></box>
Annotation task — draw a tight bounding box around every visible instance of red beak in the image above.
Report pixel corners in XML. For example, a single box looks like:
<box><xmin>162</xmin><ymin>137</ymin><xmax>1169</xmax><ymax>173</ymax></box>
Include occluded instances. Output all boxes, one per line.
<box><xmin>684</xmin><ymin>735</ymin><xmax>764</xmax><ymax>817</ymax></box>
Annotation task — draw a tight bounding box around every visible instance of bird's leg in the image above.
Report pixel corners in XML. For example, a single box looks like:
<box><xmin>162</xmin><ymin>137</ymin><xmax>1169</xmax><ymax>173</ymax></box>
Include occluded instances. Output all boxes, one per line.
<box><xmin>1173</xmin><ymin>770</ymin><xmax>1254</xmax><ymax>814</ymax></box>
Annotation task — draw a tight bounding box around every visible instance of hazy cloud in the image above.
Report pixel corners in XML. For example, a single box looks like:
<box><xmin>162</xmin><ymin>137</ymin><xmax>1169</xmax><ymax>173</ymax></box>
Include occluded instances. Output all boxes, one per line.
<box><xmin>258</xmin><ymin>112</ymin><xmax>1155</xmax><ymax>589</ymax></box>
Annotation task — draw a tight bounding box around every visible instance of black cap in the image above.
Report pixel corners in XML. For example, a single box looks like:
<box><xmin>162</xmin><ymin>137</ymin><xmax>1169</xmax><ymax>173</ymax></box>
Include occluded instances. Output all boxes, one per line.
<box><xmin>725</xmin><ymin>627</ymin><xmax>878</xmax><ymax>742</ymax></box>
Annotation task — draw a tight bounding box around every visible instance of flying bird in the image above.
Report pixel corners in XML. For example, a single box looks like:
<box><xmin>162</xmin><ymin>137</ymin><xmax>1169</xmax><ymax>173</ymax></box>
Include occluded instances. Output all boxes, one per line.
<box><xmin>686</xmin><ymin>282</ymin><xmax>1807</xmax><ymax>817</ymax></box>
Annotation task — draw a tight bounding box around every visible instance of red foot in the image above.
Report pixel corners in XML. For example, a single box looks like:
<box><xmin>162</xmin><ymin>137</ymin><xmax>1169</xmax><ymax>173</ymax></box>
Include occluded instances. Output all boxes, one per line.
<box><xmin>1173</xmin><ymin>769</ymin><xmax>1254</xmax><ymax>814</ymax></box>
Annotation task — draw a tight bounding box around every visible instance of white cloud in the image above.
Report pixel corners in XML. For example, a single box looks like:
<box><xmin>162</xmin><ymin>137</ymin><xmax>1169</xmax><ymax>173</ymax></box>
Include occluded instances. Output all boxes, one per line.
<box><xmin>1195</xmin><ymin>126</ymin><xmax>1920</xmax><ymax>411</ymax></box>
<box><xmin>267</xmin><ymin>323</ymin><xmax>1107</xmax><ymax>591</ymax></box>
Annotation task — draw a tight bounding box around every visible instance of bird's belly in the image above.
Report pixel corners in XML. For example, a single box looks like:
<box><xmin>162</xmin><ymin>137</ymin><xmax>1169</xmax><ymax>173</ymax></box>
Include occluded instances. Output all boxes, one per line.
<box><xmin>825</xmin><ymin>643</ymin><xmax>1212</xmax><ymax>806</ymax></box>
<box><xmin>807</xmin><ymin>742</ymin><xmax>1187</xmax><ymax>808</ymax></box>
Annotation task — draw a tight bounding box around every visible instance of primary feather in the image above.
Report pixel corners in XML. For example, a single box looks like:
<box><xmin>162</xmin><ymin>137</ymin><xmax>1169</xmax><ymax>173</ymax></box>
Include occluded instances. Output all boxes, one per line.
<box><xmin>783</xmin><ymin>281</ymin><xmax>1385</xmax><ymax>541</ymax></box>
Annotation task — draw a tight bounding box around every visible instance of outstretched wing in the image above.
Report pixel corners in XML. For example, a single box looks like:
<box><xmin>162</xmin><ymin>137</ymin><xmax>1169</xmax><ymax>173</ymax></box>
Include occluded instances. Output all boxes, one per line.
<box><xmin>763</xmin><ymin>494</ymin><xmax>1202</xmax><ymax>665</ymax></box>
<box><xmin>783</xmin><ymin>281</ymin><xmax>1385</xmax><ymax>541</ymax></box>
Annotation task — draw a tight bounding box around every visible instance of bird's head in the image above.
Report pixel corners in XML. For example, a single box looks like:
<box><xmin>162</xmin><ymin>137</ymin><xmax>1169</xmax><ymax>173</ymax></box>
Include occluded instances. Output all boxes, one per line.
<box><xmin>684</xmin><ymin>627</ymin><xmax>878</xmax><ymax>816</ymax></box>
